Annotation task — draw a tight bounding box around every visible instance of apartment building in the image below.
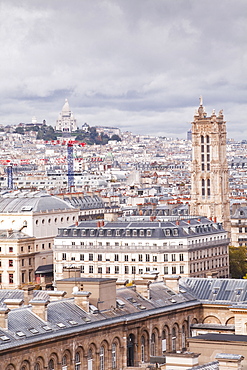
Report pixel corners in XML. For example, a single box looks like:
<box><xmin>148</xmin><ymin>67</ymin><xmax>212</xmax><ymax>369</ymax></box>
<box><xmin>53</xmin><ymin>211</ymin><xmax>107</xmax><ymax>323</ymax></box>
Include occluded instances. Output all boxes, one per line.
<box><xmin>54</xmin><ymin>217</ymin><xmax>229</xmax><ymax>282</ymax></box>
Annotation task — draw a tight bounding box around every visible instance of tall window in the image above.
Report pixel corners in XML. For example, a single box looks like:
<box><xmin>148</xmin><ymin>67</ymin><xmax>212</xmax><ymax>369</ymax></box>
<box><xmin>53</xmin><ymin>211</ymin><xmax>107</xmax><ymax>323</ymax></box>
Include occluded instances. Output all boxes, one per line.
<box><xmin>75</xmin><ymin>352</ymin><xmax>81</xmax><ymax>370</ymax></box>
<box><xmin>202</xmin><ymin>178</ymin><xmax>205</xmax><ymax>196</ymax></box>
<box><xmin>141</xmin><ymin>336</ymin><xmax>145</xmax><ymax>363</ymax></box>
<box><xmin>172</xmin><ymin>327</ymin><xmax>177</xmax><ymax>352</ymax></box>
<box><xmin>88</xmin><ymin>349</ymin><xmax>93</xmax><ymax>370</ymax></box>
<box><xmin>182</xmin><ymin>325</ymin><xmax>186</xmax><ymax>350</ymax></box>
<box><xmin>9</xmin><ymin>273</ymin><xmax>14</xmax><ymax>284</ymax></box>
<box><xmin>112</xmin><ymin>343</ymin><xmax>117</xmax><ymax>369</ymax></box>
<box><xmin>207</xmin><ymin>178</ymin><xmax>210</xmax><ymax>196</ymax></box>
<box><xmin>151</xmin><ymin>333</ymin><xmax>156</xmax><ymax>356</ymax></box>
<box><xmin>62</xmin><ymin>355</ymin><xmax>67</xmax><ymax>370</ymax></box>
<box><xmin>48</xmin><ymin>360</ymin><xmax>55</xmax><ymax>370</ymax></box>
<box><xmin>100</xmin><ymin>347</ymin><xmax>104</xmax><ymax>370</ymax></box>
<box><xmin>162</xmin><ymin>330</ymin><xmax>167</xmax><ymax>352</ymax></box>
<box><xmin>34</xmin><ymin>364</ymin><xmax>40</xmax><ymax>370</ymax></box>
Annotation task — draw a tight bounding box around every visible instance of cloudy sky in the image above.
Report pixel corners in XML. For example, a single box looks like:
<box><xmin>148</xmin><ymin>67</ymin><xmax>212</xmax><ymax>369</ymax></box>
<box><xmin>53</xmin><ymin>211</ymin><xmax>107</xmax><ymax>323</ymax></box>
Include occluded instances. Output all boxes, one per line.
<box><xmin>0</xmin><ymin>0</ymin><xmax>246</xmax><ymax>139</ymax></box>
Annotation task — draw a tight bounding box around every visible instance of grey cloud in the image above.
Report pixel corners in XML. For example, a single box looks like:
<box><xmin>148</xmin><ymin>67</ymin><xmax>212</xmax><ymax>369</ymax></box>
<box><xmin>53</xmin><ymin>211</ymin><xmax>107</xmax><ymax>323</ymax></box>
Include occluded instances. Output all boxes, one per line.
<box><xmin>0</xmin><ymin>0</ymin><xmax>246</xmax><ymax>139</ymax></box>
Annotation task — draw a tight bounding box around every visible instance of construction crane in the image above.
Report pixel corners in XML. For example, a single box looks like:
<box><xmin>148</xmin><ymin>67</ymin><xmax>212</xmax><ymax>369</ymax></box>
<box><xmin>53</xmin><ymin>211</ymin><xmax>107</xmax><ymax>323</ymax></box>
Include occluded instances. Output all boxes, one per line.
<box><xmin>45</xmin><ymin>139</ymin><xmax>86</xmax><ymax>192</ymax></box>
<box><xmin>67</xmin><ymin>142</ymin><xmax>74</xmax><ymax>191</ymax></box>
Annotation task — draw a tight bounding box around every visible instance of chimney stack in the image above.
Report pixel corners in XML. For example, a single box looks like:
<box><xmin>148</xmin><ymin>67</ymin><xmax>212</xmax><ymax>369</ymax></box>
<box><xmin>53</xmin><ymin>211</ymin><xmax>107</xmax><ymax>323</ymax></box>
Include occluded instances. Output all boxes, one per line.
<box><xmin>0</xmin><ymin>307</ymin><xmax>10</xmax><ymax>329</ymax></box>
<box><xmin>215</xmin><ymin>353</ymin><xmax>244</xmax><ymax>370</ymax></box>
<box><xmin>47</xmin><ymin>291</ymin><xmax>67</xmax><ymax>302</ymax></box>
<box><xmin>73</xmin><ymin>291</ymin><xmax>91</xmax><ymax>312</ymax></box>
<box><xmin>163</xmin><ymin>275</ymin><xmax>181</xmax><ymax>293</ymax></box>
<box><xmin>30</xmin><ymin>300</ymin><xmax>49</xmax><ymax>321</ymax></box>
<box><xmin>4</xmin><ymin>299</ymin><xmax>24</xmax><ymax>310</ymax></box>
<box><xmin>23</xmin><ymin>285</ymin><xmax>35</xmax><ymax>305</ymax></box>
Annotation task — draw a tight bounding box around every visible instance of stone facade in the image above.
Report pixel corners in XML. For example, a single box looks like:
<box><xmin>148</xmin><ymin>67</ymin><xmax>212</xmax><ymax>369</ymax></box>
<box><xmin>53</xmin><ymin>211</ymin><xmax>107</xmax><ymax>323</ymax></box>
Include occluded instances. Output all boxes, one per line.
<box><xmin>190</xmin><ymin>98</ymin><xmax>231</xmax><ymax>234</ymax></box>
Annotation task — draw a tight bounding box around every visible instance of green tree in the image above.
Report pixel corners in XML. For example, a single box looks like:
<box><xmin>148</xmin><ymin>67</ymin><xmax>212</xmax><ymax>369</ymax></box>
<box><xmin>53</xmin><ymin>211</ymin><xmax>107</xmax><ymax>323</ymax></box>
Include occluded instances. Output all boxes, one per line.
<box><xmin>14</xmin><ymin>127</ymin><xmax>25</xmax><ymax>135</ymax></box>
<box><xmin>109</xmin><ymin>134</ymin><xmax>121</xmax><ymax>142</ymax></box>
<box><xmin>229</xmin><ymin>245</ymin><xmax>247</xmax><ymax>278</ymax></box>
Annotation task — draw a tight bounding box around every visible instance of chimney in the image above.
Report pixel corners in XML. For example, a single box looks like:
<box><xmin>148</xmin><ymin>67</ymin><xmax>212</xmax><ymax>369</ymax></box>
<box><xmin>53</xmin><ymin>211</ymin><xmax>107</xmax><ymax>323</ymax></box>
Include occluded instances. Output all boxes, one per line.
<box><xmin>176</xmin><ymin>220</ymin><xmax>179</xmax><ymax>225</ymax></box>
<box><xmin>215</xmin><ymin>353</ymin><xmax>244</xmax><ymax>370</ymax></box>
<box><xmin>214</xmin><ymin>217</ymin><xmax>217</xmax><ymax>223</ymax></box>
<box><xmin>47</xmin><ymin>291</ymin><xmax>67</xmax><ymax>302</ymax></box>
<box><xmin>4</xmin><ymin>299</ymin><xmax>24</xmax><ymax>310</ymax></box>
<box><xmin>30</xmin><ymin>300</ymin><xmax>49</xmax><ymax>321</ymax></box>
<box><xmin>23</xmin><ymin>285</ymin><xmax>35</xmax><ymax>305</ymax></box>
<box><xmin>134</xmin><ymin>280</ymin><xmax>151</xmax><ymax>299</ymax></box>
<box><xmin>163</xmin><ymin>275</ymin><xmax>181</xmax><ymax>293</ymax></box>
<box><xmin>0</xmin><ymin>307</ymin><xmax>10</xmax><ymax>329</ymax></box>
<box><xmin>73</xmin><ymin>291</ymin><xmax>91</xmax><ymax>312</ymax></box>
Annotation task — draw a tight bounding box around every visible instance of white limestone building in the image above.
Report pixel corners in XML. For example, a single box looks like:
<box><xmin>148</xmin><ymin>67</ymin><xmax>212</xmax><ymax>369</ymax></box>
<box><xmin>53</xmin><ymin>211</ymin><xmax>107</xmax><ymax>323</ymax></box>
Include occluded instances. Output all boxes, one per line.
<box><xmin>54</xmin><ymin>217</ymin><xmax>229</xmax><ymax>282</ymax></box>
<box><xmin>55</xmin><ymin>99</ymin><xmax>78</xmax><ymax>132</ymax></box>
<box><xmin>0</xmin><ymin>191</ymin><xmax>79</xmax><ymax>288</ymax></box>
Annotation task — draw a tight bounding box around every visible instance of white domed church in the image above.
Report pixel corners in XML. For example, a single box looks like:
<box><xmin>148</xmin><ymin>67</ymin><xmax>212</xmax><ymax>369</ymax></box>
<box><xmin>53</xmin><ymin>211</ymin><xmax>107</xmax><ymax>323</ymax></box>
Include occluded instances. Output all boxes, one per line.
<box><xmin>55</xmin><ymin>99</ymin><xmax>78</xmax><ymax>132</ymax></box>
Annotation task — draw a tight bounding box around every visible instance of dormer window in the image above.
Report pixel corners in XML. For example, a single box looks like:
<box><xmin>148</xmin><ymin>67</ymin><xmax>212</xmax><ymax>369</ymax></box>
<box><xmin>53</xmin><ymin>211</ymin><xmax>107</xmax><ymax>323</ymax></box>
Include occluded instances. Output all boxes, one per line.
<box><xmin>173</xmin><ymin>229</ymin><xmax>178</xmax><ymax>236</ymax></box>
<box><xmin>81</xmin><ymin>230</ymin><xmax>86</xmax><ymax>236</ymax></box>
<box><xmin>165</xmin><ymin>229</ymin><xmax>170</xmax><ymax>236</ymax></box>
<box><xmin>116</xmin><ymin>230</ymin><xmax>120</xmax><ymax>236</ymax></box>
<box><xmin>132</xmin><ymin>230</ymin><xmax>137</xmax><ymax>236</ymax></box>
<box><xmin>126</xmin><ymin>230</ymin><xmax>130</xmax><ymax>236</ymax></box>
<box><xmin>147</xmin><ymin>230</ymin><xmax>152</xmax><ymax>237</ymax></box>
<box><xmin>90</xmin><ymin>230</ymin><xmax>95</xmax><ymax>236</ymax></box>
<box><xmin>73</xmin><ymin>230</ymin><xmax>77</xmax><ymax>236</ymax></box>
<box><xmin>107</xmin><ymin>230</ymin><xmax>112</xmax><ymax>236</ymax></box>
<box><xmin>63</xmin><ymin>229</ymin><xmax>68</xmax><ymax>236</ymax></box>
<box><xmin>140</xmin><ymin>230</ymin><xmax>144</xmax><ymax>236</ymax></box>
<box><xmin>99</xmin><ymin>230</ymin><xmax>104</xmax><ymax>236</ymax></box>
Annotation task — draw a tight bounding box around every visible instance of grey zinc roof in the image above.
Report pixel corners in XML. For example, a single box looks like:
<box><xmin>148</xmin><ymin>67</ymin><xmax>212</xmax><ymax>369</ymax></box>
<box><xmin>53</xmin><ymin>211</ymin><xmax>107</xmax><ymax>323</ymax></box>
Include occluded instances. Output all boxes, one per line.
<box><xmin>64</xmin><ymin>195</ymin><xmax>105</xmax><ymax>210</ymax></box>
<box><xmin>0</xmin><ymin>281</ymin><xmax>200</xmax><ymax>351</ymax></box>
<box><xmin>0</xmin><ymin>192</ymin><xmax>75</xmax><ymax>213</ymax></box>
<box><xmin>58</xmin><ymin>217</ymin><xmax>226</xmax><ymax>239</ymax></box>
<box><xmin>180</xmin><ymin>278</ymin><xmax>247</xmax><ymax>304</ymax></box>
<box><xmin>188</xmin><ymin>362</ymin><xmax>219</xmax><ymax>370</ymax></box>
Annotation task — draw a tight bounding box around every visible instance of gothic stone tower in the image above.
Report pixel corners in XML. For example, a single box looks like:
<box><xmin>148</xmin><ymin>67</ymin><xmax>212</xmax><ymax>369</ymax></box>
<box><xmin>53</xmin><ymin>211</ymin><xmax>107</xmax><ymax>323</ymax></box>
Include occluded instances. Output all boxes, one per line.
<box><xmin>190</xmin><ymin>97</ymin><xmax>231</xmax><ymax>233</ymax></box>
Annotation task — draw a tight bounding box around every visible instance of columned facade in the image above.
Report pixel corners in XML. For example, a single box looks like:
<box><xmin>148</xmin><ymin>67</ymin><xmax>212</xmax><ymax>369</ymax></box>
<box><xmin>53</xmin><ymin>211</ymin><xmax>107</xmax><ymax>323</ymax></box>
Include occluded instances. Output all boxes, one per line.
<box><xmin>190</xmin><ymin>97</ymin><xmax>231</xmax><ymax>233</ymax></box>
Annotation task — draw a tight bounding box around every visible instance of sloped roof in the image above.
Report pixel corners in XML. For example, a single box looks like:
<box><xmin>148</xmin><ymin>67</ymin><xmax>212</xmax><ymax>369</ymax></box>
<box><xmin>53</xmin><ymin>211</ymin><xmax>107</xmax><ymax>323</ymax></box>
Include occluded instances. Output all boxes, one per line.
<box><xmin>0</xmin><ymin>192</ymin><xmax>75</xmax><ymax>213</ymax></box>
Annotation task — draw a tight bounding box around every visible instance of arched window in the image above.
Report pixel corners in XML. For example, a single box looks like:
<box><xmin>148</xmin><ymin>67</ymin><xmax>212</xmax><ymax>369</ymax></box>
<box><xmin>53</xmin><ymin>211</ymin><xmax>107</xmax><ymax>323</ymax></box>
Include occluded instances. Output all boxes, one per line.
<box><xmin>201</xmin><ymin>135</ymin><xmax>204</xmax><ymax>143</ymax></box>
<box><xmin>172</xmin><ymin>327</ymin><xmax>177</xmax><ymax>352</ymax></box>
<box><xmin>112</xmin><ymin>343</ymin><xmax>117</xmax><ymax>369</ymax></box>
<box><xmin>151</xmin><ymin>333</ymin><xmax>156</xmax><ymax>356</ymax></box>
<box><xmin>62</xmin><ymin>355</ymin><xmax>67</xmax><ymax>370</ymax></box>
<box><xmin>75</xmin><ymin>352</ymin><xmax>81</xmax><ymax>370</ymax></box>
<box><xmin>100</xmin><ymin>347</ymin><xmax>104</xmax><ymax>370</ymax></box>
<box><xmin>88</xmin><ymin>349</ymin><xmax>93</xmax><ymax>370</ymax></box>
<box><xmin>141</xmin><ymin>336</ymin><xmax>145</xmax><ymax>363</ymax></box>
<box><xmin>127</xmin><ymin>334</ymin><xmax>135</xmax><ymax>367</ymax></box>
<box><xmin>162</xmin><ymin>330</ymin><xmax>167</xmax><ymax>353</ymax></box>
<box><xmin>48</xmin><ymin>360</ymin><xmax>55</xmax><ymax>370</ymax></box>
<box><xmin>182</xmin><ymin>325</ymin><xmax>186</xmax><ymax>350</ymax></box>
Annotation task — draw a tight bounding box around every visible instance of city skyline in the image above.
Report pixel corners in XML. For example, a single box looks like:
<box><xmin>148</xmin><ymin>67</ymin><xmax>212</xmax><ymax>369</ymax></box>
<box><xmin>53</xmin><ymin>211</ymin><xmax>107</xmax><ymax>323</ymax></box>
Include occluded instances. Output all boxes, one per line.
<box><xmin>0</xmin><ymin>0</ymin><xmax>246</xmax><ymax>140</ymax></box>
